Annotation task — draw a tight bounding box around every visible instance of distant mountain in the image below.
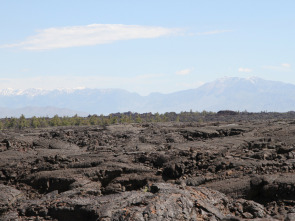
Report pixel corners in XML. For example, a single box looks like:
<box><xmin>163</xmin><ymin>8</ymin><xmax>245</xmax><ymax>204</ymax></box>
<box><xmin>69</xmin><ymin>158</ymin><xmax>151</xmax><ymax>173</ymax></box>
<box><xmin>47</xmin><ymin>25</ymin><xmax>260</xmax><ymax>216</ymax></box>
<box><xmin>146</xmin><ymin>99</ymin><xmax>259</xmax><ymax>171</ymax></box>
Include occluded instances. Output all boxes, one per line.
<box><xmin>157</xmin><ymin>77</ymin><xmax>295</xmax><ymax>112</ymax></box>
<box><xmin>0</xmin><ymin>88</ymin><xmax>142</xmax><ymax>116</ymax></box>
<box><xmin>0</xmin><ymin>77</ymin><xmax>295</xmax><ymax>117</ymax></box>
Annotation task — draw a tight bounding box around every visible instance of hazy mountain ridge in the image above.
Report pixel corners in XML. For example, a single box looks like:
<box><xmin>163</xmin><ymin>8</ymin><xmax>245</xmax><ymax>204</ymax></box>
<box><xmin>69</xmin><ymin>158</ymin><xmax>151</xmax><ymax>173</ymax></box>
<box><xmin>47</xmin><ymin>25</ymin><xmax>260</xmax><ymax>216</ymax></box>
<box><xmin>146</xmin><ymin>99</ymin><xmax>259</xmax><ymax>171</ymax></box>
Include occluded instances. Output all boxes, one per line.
<box><xmin>0</xmin><ymin>77</ymin><xmax>295</xmax><ymax>117</ymax></box>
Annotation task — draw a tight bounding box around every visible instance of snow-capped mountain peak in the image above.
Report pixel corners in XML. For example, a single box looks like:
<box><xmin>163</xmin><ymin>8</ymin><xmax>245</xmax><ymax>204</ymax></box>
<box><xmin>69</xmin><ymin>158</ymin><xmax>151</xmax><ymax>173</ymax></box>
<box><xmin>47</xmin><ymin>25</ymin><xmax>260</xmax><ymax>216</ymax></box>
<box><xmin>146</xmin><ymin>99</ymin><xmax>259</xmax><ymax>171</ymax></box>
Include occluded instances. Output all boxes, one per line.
<box><xmin>0</xmin><ymin>77</ymin><xmax>295</xmax><ymax>117</ymax></box>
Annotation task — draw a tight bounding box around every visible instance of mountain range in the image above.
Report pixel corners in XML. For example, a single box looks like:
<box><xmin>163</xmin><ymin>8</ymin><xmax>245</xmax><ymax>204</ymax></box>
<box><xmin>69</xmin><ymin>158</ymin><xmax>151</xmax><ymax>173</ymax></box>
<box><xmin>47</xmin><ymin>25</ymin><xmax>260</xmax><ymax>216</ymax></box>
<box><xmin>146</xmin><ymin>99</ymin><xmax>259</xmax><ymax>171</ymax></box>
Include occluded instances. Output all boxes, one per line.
<box><xmin>0</xmin><ymin>77</ymin><xmax>294</xmax><ymax>117</ymax></box>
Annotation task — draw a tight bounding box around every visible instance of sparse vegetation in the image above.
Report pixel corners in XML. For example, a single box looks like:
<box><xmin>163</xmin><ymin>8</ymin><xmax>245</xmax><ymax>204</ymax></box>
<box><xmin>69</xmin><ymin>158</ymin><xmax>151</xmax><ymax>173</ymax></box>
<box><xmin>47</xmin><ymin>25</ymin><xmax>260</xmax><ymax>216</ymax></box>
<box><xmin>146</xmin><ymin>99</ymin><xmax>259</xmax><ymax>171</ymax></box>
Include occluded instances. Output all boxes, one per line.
<box><xmin>1</xmin><ymin>110</ymin><xmax>295</xmax><ymax>130</ymax></box>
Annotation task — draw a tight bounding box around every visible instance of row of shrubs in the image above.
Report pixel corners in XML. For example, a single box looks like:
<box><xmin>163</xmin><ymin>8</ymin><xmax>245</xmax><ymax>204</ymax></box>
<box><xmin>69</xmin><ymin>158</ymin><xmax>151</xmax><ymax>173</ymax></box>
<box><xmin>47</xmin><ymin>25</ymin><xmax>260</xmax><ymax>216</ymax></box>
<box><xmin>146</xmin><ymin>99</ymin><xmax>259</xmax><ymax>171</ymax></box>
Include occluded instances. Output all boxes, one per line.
<box><xmin>1</xmin><ymin>110</ymin><xmax>295</xmax><ymax>130</ymax></box>
<box><xmin>0</xmin><ymin>111</ymin><xmax>215</xmax><ymax>130</ymax></box>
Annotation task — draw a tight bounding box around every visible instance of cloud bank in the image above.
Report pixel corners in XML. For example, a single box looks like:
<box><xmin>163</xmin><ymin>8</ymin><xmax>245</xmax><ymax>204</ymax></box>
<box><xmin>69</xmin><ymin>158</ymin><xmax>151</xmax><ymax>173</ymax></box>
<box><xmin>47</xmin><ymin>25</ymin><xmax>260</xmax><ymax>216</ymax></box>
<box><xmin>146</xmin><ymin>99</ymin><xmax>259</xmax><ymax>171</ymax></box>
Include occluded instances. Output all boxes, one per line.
<box><xmin>2</xmin><ymin>24</ymin><xmax>181</xmax><ymax>50</ymax></box>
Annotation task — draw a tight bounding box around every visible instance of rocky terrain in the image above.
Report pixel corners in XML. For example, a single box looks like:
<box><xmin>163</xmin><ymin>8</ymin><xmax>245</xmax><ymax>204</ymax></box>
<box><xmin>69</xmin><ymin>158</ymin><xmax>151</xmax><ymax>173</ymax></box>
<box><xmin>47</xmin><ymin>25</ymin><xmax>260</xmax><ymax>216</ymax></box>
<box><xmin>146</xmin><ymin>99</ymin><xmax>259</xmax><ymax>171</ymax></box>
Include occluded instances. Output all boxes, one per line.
<box><xmin>1</xmin><ymin>119</ymin><xmax>295</xmax><ymax>220</ymax></box>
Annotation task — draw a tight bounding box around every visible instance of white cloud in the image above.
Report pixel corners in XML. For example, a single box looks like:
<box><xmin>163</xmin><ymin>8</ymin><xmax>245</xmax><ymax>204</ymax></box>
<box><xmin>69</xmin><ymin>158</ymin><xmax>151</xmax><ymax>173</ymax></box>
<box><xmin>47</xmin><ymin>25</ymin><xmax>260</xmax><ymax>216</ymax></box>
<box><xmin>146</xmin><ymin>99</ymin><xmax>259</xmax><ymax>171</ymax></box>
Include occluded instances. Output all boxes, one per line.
<box><xmin>238</xmin><ymin>67</ymin><xmax>252</xmax><ymax>73</ymax></box>
<box><xmin>176</xmin><ymin>68</ymin><xmax>193</xmax><ymax>75</ymax></box>
<box><xmin>262</xmin><ymin>63</ymin><xmax>291</xmax><ymax>71</ymax></box>
<box><xmin>2</xmin><ymin>24</ymin><xmax>181</xmax><ymax>50</ymax></box>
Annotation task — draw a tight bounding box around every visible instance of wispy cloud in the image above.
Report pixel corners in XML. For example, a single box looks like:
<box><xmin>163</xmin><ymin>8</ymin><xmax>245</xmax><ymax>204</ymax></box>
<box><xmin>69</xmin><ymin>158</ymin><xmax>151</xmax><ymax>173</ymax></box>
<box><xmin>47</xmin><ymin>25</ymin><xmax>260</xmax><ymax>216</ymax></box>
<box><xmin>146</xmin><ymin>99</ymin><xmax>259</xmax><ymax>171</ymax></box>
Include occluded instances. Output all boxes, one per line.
<box><xmin>176</xmin><ymin>68</ymin><xmax>193</xmax><ymax>75</ymax></box>
<box><xmin>262</xmin><ymin>63</ymin><xmax>291</xmax><ymax>71</ymax></box>
<box><xmin>2</xmin><ymin>24</ymin><xmax>181</xmax><ymax>50</ymax></box>
<box><xmin>238</xmin><ymin>67</ymin><xmax>252</xmax><ymax>73</ymax></box>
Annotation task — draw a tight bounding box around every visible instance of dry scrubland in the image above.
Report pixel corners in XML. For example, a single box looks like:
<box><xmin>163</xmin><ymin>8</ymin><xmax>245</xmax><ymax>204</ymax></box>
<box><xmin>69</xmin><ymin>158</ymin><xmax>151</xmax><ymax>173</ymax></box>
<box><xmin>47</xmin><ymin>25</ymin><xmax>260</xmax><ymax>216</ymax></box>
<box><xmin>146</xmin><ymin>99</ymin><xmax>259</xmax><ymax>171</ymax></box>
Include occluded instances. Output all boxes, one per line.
<box><xmin>2</xmin><ymin>113</ymin><xmax>295</xmax><ymax>220</ymax></box>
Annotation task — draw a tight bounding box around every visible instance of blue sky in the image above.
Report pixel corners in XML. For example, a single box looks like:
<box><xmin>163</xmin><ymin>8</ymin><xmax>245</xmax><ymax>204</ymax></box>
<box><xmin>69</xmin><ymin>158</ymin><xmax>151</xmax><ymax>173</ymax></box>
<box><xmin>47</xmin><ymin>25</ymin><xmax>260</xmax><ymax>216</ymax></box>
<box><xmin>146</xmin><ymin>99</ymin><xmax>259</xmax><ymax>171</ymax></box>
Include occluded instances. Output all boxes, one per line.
<box><xmin>0</xmin><ymin>0</ymin><xmax>294</xmax><ymax>95</ymax></box>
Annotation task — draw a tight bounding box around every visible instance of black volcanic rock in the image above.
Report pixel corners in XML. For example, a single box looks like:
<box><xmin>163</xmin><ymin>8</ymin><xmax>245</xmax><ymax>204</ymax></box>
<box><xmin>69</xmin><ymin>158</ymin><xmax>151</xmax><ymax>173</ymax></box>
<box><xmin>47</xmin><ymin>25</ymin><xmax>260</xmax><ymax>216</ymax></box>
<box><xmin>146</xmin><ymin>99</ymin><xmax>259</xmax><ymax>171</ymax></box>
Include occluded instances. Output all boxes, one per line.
<box><xmin>1</xmin><ymin>119</ymin><xmax>295</xmax><ymax>220</ymax></box>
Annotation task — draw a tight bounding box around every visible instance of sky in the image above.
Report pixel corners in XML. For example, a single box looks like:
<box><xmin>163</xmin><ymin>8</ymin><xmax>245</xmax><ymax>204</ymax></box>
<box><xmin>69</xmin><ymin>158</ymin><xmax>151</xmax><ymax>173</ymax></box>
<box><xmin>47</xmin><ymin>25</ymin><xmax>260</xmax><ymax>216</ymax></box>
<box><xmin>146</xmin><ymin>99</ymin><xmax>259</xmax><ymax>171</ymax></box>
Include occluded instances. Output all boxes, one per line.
<box><xmin>0</xmin><ymin>0</ymin><xmax>294</xmax><ymax>95</ymax></box>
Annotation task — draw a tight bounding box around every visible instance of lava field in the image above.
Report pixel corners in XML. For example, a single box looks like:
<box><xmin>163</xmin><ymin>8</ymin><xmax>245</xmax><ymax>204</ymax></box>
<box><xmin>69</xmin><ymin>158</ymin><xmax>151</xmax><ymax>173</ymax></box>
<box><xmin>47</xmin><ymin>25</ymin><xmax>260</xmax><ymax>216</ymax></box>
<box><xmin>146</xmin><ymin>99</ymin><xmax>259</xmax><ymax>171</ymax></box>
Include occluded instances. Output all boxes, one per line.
<box><xmin>1</xmin><ymin>119</ymin><xmax>295</xmax><ymax>220</ymax></box>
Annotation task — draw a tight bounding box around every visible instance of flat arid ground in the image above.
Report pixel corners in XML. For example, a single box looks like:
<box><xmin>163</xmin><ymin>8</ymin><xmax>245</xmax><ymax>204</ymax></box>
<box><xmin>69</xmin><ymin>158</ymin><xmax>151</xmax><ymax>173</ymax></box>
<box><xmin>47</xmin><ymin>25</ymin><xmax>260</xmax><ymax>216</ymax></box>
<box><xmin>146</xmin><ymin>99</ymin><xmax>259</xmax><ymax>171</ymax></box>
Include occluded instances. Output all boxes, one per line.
<box><xmin>2</xmin><ymin>118</ymin><xmax>295</xmax><ymax>220</ymax></box>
